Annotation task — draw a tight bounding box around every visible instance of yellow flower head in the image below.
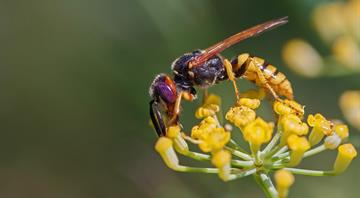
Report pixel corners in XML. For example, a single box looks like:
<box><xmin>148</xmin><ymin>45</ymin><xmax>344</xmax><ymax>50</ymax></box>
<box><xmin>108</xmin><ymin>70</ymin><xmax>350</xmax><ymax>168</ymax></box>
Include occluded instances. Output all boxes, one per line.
<box><xmin>333</xmin><ymin>143</ymin><xmax>358</xmax><ymax>174</ymax></box>
<box><xmin>282</xmin><ymin>39</ymin><xmax>323</xmax><ymax>77</ymax></box>
<box><xmin>339</xmin><ymin>91</ymin><xmax>360</xmax><ymax>130</ymax></box>
<box><xmin>166</xmin><ymin>125</ymin><xmax>181</xmax><ymax>138</ymax></box>
<box><xmin>287</xmin><ymin>135</ymin><xmax>311</xmax><ymax>152</ymax></box>
<box><xmin>211</xmin><ymin>149</ymin><xmax>231</xmax><ymax>168</ymax></box>
<box><xmin>237</xmin><ymin>98</ymin><xmax>261</xmax><ymax>109</ymax></box>
<box><xmin>287</xmin><ymin>135</ymin><xmax>310</xmax><ymax>167</ymax></box>
<box><xmin>274</xmin><ymin>100</ymin><xmax>304</xmax><ymax>117</ymax></box>
<box><xmin>195</xmin><ymin>94</ymin><xmax>221</xmax><ymax>119</ymax></box>
<box><xmin>226</xmin><ymin>106</ymin><xmax>256</xmax><ymax>128</ymax></box>
<box><xmin>191</xmin><ymin>116</ymin><xmax>217</xmax><ymax>140</ymax></box>
<box><xmin>275</xmin><ymin>169</ymin><xmax>295</xmax><ymax>188</ymax></box>
<box><xmin>279</xmin><ymin>114</ymin><xmax>309</xmax><ymax>136</ymax></box>
<box><xmin>308</xmin><ymin>114</ymin><xmax>333</xmax><ymax>136</ymax></box>
<box><xmin>243</xmin><ymin>118</ymin><xmax>274</xmax><ymax>152</ymax></box>
<box><xmin>198</xmin><ymin>127</ymin><xmax>231</xmax><ymax>153</ymax></box>
<box><xmin>155</xmin><ymin>137</ymin><xmax>179</xmax><ymax>169</ymax></box>
<box><xmin>275</xmin><ymin>169</ymin><xmax>295</xmax><ymax>198</ymax></box>
<box><xmin>334</xmin><ymin>124</ymin><xmax>349</xmax><ymax>139</ymax></box>
<box><xmin>239</xmin><ymin>88</ymin><xmax>266</xmax><ymax>100</ymax></box>
<box><xmin>212</xmin><ymin>150</ymin><xmax>232</xmax><ymax>181</ymax></box>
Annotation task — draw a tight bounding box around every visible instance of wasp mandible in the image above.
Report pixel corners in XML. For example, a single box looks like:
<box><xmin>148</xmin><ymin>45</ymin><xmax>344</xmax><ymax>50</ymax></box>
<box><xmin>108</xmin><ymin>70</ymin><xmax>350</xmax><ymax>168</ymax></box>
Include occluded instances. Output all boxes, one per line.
<box><xmin>149</xmin><ymin>17</ymin><xmax>294</xmax><ymax>137</ymax></box>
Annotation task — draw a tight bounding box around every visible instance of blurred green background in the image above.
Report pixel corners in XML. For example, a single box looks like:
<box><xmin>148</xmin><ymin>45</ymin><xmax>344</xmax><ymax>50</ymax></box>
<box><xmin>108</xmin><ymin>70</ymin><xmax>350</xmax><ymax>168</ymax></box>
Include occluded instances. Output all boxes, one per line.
<box><xmin>1</xmin><ymin>0</ymin><xmax>359</xmax><ymax>197</ymax></box>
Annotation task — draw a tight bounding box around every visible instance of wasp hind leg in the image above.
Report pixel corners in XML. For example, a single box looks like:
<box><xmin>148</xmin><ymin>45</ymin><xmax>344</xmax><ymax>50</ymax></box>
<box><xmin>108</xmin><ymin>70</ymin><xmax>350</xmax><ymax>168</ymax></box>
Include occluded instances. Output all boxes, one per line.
<box><xmin>224</xmin><ymin>59</ymin><xmax>240</xmax><ymax>101</ymax></box>
<box><xmin>150</xmin><ymin>100</ymin><xmax>167</xmax><ymax>136</ymax></box>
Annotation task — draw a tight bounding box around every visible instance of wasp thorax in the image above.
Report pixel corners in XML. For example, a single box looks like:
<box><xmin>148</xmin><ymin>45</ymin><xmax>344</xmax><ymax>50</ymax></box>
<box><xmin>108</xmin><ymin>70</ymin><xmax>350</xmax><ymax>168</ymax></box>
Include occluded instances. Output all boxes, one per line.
<box><xmin>171</xmin><ymin>50</ymin><xmax>227</xmax><ymax>89</ymax></box>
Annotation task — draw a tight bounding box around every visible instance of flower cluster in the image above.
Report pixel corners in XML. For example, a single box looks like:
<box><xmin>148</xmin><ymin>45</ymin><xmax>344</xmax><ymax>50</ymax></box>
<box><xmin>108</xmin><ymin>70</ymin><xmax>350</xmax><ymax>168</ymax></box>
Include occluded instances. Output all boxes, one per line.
<box><xmin>282</xmin><ymin>0</ymin><xmax>360</xmax><ymax>77</ymax></box>
<box><xmin>153</xmin><ymin>90</ymin><xmax>357</xmax><ymax>198</ymax></box>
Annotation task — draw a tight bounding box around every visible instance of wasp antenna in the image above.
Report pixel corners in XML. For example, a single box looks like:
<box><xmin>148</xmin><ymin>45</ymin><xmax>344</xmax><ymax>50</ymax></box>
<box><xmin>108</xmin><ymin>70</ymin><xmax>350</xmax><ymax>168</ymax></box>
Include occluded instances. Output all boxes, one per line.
<box><xmin>189</xmin><ymin>17</ymin><xmax>289</xmax><ymax>67</ymax></box>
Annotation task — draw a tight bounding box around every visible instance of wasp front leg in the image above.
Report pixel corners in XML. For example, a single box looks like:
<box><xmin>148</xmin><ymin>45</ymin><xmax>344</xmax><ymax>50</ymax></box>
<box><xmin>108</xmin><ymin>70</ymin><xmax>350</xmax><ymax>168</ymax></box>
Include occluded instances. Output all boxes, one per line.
<box><xmin>223</xmin><ymin>59</ymin><xmax>240</xmax><ymax>101</ymax></box>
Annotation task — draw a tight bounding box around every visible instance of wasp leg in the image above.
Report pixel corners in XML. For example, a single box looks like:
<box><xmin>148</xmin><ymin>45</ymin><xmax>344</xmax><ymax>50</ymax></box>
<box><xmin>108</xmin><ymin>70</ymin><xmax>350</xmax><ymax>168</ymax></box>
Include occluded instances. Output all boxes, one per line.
<box><xmin>167</xmin><ymin>93</ymin><xmax>183</xmax><ymax>126</ymax></box>
<box><xmin>249</xmin><ymin>58</ymin><xmax>302</xmax><ymax>116</ymax></box>
<box><xmin>150</xmin><ymin>100</ymin><xmax>166</xmax><ymax>137</ymax></box>
<box><xmin>202</xmin><ymin>89</ymin><xmax>209</xmax><ymax>104</ymax></box>
<box><xmin>224</xmin><ymin>59</ymin><xmax>240</xmax><ymax>101</ymax></box>
<box><xmin>248</xmin><ymin>57</ymin><xmax>281</xmax><ymax>100</ymax></box>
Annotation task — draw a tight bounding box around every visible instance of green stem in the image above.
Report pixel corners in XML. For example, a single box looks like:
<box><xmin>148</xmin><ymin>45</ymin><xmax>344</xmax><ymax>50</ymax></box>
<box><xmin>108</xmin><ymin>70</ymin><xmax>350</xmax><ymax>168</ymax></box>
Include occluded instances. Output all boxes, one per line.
<box><xmin>262</xmin><ymin>131</ymin><xmax>281</xmax><ymax>155</ymax></box>
<box><xmin>225</xmin><ymin>146</ymin><xmax>253</xmax><ymax>161</ymax></box>
<box><xmin>228</xmin><ymin>168</ymin><xmax>257</xmax><ymax>181</ymax></box>
<box><xmin>283</xmin><ymin>168</ymin><xmax>333</xmax><ymax>176</ymax></box>
<box><xmin>175</xmin><ymin>166</ymin><xmax>219</xmax><ymax>173</ymax></box>
<box><xmin>229</xmin><ymin>139</ymin><xmax>248</xmax><ymax>153</ymax></box>
<box><xmin>254</xmin><ymin>173</ymin><xmax>278</xmax><ymax>198</ymax></box>
<box><xmin>272</xmin><ymin>145</ymin><xmax>327</xmax><ymax>164</ymax></box>
<box><xmin>232</xmin><ymin>160</ymin><xmax>254</xmax><ymax>168</ymax></box>
<box><xmin>273</xmin><ymin>146</ymin><xmax>288</xmax><ymax>158</ymax></box>
<box><xmin>303</xmin><ymin>144</ymin><xmax>327</xmax><ymax>158</ymax></box>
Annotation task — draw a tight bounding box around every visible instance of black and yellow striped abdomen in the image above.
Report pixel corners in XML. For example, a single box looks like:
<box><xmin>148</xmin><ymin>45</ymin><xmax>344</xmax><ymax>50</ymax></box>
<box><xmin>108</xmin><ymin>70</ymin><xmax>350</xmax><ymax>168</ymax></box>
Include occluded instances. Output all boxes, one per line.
<box><xmin>230</xmin><ymin>53</ymin><xmax>294</xmax><ymax>99</ymax></box>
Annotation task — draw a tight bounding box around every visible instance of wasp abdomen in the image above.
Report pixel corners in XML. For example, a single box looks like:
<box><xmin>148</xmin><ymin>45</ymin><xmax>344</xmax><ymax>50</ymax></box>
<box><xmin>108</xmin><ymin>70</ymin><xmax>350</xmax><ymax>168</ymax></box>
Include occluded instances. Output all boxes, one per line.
<box><xmin>231</xmin><ymin>53</ymin><xmax>294</xmax><ymax>99</ymax></box>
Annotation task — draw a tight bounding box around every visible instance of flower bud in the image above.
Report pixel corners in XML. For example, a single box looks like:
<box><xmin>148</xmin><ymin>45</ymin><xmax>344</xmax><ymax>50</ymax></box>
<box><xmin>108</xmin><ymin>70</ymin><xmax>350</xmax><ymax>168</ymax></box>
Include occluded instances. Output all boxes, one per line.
<box><xmin>243</xmin><ymin>118</ymin><xmax>274</xmax><ymax>154</ymax></box>
<box><xmin>211</xmin><ymin>150</ymin><xmax>231</xmax><ymax>181</ymax></box>
<box><xmin>308</xmin><ymin>114</ymin><xmax>332</xmax><ymax>146</ymax></box>
<box><xmin>155</xmin><ymin>137</ymin><xmax>179</xmax><ymax>169</ymax></box>
<box><xmin>226</xmin><ymin>106</ymin><xmax>256</xmax><ymax>128</ymax></box>
<box><xmin>237</xmin><ymin>98</ymin><xmax>260</xmax><ymax>109</ymax></box>
<box><xmin>275</xmin><ymin>169</ymin><xmax>294</xmax><ymax>198</ymax></box>
<box><xmin>333</xmin><ymin>143</ymin><xmax>357</xmax><ymax>174</ymax></box>
<box><xmin>287</xmin><ymin>135</ymin><xmax>310</xmax><ymax>167</ymax></box>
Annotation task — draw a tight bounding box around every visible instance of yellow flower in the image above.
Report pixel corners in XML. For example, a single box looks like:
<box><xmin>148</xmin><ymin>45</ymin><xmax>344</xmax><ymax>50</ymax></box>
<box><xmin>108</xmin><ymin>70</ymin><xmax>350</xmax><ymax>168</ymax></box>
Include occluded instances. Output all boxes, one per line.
<box><xmin>225</xmin><ymin>106</ymin><xmax>256</xmax><ymax>128</ymax></box>
<box><xmin>243</xmin><ymin>118</ymin><xmax>274</xmax><ymax>153</ymax></box>
<box><xmin>239</xmin><ymin>88</ymin><xmax>266</xmax><ymax>100</ymax></box>
<box><xmin>212</xmin><ymin>150</ymin><xmax>232</xmax><ymax>181</ymax></box>
<box><xmin>198</xmin><ymin>127</ymin><xmax>231</xmax><ymax>153</ymax></box>
<box><xmin>287</xmin><ymin>135</ymin><xmax>310</xmax><ymax>167</ymax></box>
<box><xmin>195</xmin><ymin>94</ymin><xmax>221</xmax><ymax>119</ymax></box>
<box><xmin>191</xmin><ymin>116</ymin><xmax>217</xmax><ymax>140</ymax></box>
<box><xmin>278</xmin><ymin>114</ymin><xmax>309</xmax><ymax>146</ymax></box>
<box><xmin>274</xmin><ymin>169</ymin><xmax>294</xmax><ymax>198</ymax></box>
<box><xmin>339</xmin><ymin>91</ymin><xmax>360</xmax><ymax>130</ymax></box>
<box><xmin>334</xmin><ymin>124</ymin><xmax>349</xmax><ymax>139</ymax></box>
<box><xmin>308</xmin><ymin>113</ymin><xmax>333</xmax><ymax>146</ymax></box>
<box><xmin>236</xmin><ymin>98</ymin><xmax>260</xmax><ymax>109</ymax></box>
<box><xmin>282</xmin><ymin>39</ymin><xmax>323</xmax><ymax>77</ymax></box>
<box><xmin>155</xmin><ymin>137</ymin><xmax>179</xmax><ymax>169</ymax></box>
<box><xmin>333</xmin><ymin>143</ymin><xmax>357</xmax><ymax>174</ymax></box>
<box><xmin>166</xmin><ymin>125</ymin><xmax>189</xmax><ymax>153</ymax></box>
<box><xmin>274</xmin><ymin>100</ymin><xmax>304</xmax><ymax>117</ymax></box>
<box><xmin>332</xmin><ymin>36</ymin><xmax>360</xmax><ymax>70</ymax></box>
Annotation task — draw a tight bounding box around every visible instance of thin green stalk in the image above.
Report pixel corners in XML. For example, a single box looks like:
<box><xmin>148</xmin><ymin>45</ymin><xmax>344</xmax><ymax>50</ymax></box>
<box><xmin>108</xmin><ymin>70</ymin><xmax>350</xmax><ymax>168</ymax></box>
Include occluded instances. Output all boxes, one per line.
<box><xmin>254</xmin><ymin>173</ymin><xmax>278</xmax><ymax>198</ymax></box>
<box><xmin>228</xmin><ymin>168</ymin><xmax>257</xmax><ymax>181</ymax></box>
<box><xmin>303</xmin><ymin>144</ymin><xmax>327</xmax><ymax>158</ymax></box>
<box><xmin>283</xmin><ymin>167</ymin><xmax>333</xmax><ymax>176</ymax></box>
<box><xmin>225</xmin><ymin>146</ymin><xmax>253</xmax><ymax>161</ymax></box>
<box><xmin>231</xmin><ymin>160</ymin><xmax>254</xmax><ymax>168</ymax></box>
<box><xmin>260</xmin><ymin>173</ymin><xmax>278</xmax><ymax>198</ymax></box>
<box><xmin>175</xmin><ymin>166</ymin><xmax>219</xmax><ymax>173</ymax></box>
<box><xmin>262</xmin><ymin>131</ymin><xmax>281</xmax><ymax>155</ymax></box>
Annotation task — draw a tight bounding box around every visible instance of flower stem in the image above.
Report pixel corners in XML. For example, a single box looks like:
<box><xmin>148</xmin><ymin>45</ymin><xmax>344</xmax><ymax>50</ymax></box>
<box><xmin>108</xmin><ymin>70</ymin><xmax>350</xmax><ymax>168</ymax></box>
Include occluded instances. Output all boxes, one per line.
<box><xmin>283</xmin><ymin>167</ymin><xmax>333</xmax><ymax>176</ymax></box>
<box><xmin>262</xmin><ymin>131</ymin><xmax>281</xmax><ymax>155</ymax></box>
<box><xmin>303</xmin><ymin>144</ymin><xmax>327</xmax><ymax>158</ymax></box>
<box><xmin>175</xmin><ymin>166</ymin><xmax>219</xmax><ymax>173</ymax></box>
<box><xmin>228</xmin><ymin>168</ymin><xmax>257</xmax><ymax>181</ymax></box>
<box><xmin>254</xmin><ymin>173</ymin><xmax>278</xmax><ymax>198</ymax></box>
<box><xmin>225</xmin><ymin>146</ymin><xmax>253</xmax><ymax>160</ymax></box>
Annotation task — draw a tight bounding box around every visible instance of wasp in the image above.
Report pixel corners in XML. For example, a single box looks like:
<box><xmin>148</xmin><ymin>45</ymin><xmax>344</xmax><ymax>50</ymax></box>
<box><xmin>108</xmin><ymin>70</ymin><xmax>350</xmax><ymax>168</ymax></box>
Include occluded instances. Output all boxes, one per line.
<box><xmin>149</xmin><ymin>17</ymin><xmax>295</xmax><ymax>137</ymax></box>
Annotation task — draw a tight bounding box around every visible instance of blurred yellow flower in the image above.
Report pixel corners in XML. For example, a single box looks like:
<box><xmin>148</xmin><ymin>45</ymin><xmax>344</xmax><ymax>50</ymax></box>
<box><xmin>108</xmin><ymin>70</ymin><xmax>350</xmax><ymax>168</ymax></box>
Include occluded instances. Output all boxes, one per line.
<box><xmin>339</xmin><ymin>90</ymin><xmax>360</xmax><ymax>130</ymax></box>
